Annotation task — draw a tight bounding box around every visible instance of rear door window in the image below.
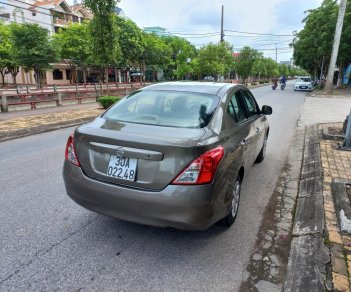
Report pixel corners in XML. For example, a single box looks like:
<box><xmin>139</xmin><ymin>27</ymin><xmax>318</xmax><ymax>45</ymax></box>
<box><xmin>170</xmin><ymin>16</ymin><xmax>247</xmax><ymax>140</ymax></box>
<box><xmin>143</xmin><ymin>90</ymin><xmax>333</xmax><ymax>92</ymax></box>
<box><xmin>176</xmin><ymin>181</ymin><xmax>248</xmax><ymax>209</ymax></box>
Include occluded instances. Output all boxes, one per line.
<box><xmin>240</xmin><ymin>90</ymin><xmax>259</xmax><ymax>118</ymax></box>
<box><xmin>227</xmin><ymin>91</ymin><xmax>248</xmax><ymax>123</ymax></box>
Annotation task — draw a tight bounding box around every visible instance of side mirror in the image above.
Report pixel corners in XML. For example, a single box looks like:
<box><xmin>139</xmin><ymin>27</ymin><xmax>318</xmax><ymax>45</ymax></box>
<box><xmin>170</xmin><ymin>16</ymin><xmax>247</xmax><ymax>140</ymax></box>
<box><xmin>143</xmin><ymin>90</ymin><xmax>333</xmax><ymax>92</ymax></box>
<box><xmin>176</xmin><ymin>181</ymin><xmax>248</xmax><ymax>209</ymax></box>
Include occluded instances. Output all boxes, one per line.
<box><xmin>261</xmin><ymin>105</ymin><xmax>272</xmax><ymax>115</ymax></box>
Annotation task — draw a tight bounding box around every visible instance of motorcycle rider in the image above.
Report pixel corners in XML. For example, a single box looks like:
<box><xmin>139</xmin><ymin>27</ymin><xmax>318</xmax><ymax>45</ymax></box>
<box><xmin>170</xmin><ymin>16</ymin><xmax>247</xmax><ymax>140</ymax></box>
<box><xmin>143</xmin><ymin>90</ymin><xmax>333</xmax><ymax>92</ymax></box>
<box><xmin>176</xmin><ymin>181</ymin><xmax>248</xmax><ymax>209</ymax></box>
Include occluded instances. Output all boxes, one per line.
<box><xmin>272</xmin><ymin>76</ymin><xmax>278</xmax><ymax>89</ymax></box>
<box><xmin>280</xmin><ymin>75</ymin><xmax>287</xmax><ymax>90</ymax></box>
<box><xmin>280</xmin><ymin>75</ymin><xmax>287</xmax><ymax>85</ymax></box>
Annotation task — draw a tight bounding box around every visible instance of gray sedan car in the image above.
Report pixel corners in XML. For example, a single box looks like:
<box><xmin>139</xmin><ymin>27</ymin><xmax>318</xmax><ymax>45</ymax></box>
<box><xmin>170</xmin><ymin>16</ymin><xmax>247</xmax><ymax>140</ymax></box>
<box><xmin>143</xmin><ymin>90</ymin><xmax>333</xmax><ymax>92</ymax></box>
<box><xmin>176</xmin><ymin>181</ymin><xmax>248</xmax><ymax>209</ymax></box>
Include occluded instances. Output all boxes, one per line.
<box><xmin>63</xmin><ymin>82</ymin><xmax>272</xmax><ymax>230</ymax></box>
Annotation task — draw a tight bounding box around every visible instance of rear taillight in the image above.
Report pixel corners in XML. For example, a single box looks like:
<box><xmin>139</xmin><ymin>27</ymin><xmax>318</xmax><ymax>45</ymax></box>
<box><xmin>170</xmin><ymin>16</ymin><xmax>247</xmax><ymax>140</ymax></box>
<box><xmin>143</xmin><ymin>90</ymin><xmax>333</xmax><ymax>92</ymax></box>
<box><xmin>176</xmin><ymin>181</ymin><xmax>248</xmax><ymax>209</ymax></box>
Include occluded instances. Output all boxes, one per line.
<box><xmin>172</xmin><ymin>146</ymin><xmax>224</xmax><ymax>185</ymax></box>
<box><xmin>65</xmin><ymin>134</ymin><xmax>80</xmax><ymax>167</ymax></box>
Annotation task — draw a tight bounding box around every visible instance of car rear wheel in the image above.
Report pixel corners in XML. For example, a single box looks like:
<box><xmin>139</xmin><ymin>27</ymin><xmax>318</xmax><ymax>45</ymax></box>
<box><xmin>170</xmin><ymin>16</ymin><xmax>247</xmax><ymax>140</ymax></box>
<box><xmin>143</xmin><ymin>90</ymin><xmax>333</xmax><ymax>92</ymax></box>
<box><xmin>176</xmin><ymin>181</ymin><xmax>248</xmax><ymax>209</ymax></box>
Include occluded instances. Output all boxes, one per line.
<box><xmin>255</xmin><ymin>134</ymin><xmax>268</xmax><ymax>163</ymax></box>
<box><xmin>223</xmin><ymin>175</ymin><xmax>241</xmax><ymax>227</ymax></box>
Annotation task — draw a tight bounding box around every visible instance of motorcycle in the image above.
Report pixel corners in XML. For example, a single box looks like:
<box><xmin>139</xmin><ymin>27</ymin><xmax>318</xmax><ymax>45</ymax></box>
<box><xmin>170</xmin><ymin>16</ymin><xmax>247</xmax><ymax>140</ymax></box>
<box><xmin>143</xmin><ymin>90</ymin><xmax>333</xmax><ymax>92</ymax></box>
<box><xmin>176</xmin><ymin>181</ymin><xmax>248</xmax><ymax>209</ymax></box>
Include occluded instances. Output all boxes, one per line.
<box><xmin>272</xmin><ymin>83</ymin><xmax>278</xmax><ymax>90</ymax></box>
<box><xmin>280</xmin><ymin>83</ymin><xmax>286</xmax><ymax>90</ymax></box>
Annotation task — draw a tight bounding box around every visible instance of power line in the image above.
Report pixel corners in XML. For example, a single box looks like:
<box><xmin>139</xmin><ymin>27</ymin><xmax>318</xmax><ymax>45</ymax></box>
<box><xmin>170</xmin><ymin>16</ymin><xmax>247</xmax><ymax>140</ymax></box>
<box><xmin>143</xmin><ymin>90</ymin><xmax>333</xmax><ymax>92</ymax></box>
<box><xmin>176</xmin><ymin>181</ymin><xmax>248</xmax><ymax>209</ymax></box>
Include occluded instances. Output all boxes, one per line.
<box><xmin>264</xmin><ymin>50</ymin><xmax>293</xmax><ymax>56</ymax></box>
<box><xmin>251</xmin><ymin>40</ymin><xmax>291</xmax><ymax>46</ymax></box>
<box><xmin>167</xmin><ymin>29</ymin><xmax>219</xmax><ymax>33</ymax></box>
<box><xmin>168</xmin><ymin>31</ymin><xmax>221</xmax><ymax>36</ymax></box>
<box><xmin>224</xmin><ymin>29</ymin><xmax>293</xmax><ymax>37</ymax></box>
<box><xmin>175</xmin><ymin>34</ymin><xmax>221</xmax><ymax>39</ymax></box>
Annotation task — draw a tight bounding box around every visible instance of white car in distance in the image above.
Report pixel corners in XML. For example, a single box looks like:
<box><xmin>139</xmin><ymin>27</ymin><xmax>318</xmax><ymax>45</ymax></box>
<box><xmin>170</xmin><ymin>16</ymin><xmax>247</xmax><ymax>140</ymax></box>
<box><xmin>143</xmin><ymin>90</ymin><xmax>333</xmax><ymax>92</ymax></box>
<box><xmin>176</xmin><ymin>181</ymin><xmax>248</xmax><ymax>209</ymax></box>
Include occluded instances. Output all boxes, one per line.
<box><xmin>294</xmin><ymin>76</ymin><xmax>313</xmax><ymax>92</ymax></box>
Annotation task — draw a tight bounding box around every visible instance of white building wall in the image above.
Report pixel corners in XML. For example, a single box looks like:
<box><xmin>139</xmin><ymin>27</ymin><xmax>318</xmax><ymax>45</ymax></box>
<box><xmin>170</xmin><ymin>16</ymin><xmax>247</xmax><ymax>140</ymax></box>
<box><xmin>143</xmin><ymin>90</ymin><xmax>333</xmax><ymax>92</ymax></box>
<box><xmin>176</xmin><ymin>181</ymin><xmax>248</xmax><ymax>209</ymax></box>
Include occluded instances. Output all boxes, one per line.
<box><xmin>1</xmin><ymin>0</ymin><xmax>54</xmax><ymax>34</ymax></box>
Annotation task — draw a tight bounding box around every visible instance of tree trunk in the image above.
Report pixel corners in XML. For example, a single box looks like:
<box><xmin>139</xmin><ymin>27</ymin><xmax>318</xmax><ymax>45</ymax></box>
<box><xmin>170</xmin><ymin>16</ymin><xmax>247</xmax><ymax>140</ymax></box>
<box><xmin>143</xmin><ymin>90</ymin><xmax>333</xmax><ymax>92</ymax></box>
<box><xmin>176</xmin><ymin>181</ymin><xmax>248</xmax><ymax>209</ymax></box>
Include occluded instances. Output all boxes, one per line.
<box><xmin>34</xmin><ymin>67</ymin><xmax>42</xmax><ymax>88</ymax></box>
<box><xmin>9</xmin><ymin>67</ymin><xmax>19</xmax><ymax>85</ymax></box>
<box><xmin>0</xmin><ymin>68</ymin><xmax>6</xmax><ymax>85</ymax></box>
<box><xmin>100</xmin><ymin>67</ymin><xmax>105</xmax><ymax>83</ymax></box>
<box><xmin>12</xmin><ymin>73</ymin><xmax>18</xmax><ymax>85</ymax></box>
<box><xmin>83</xmin><ymin>68</ymin><xmax>87</xmax><ymax>84</ymax></box>
<box><xmin>70</xmin><ymin>65</ymin><xmax>74</xmax><ymax>84</ymax></box>
<box><xmin>142</xmin><ymin>59</ymin><xmax>146</xmax><ymax>85</ymax></box>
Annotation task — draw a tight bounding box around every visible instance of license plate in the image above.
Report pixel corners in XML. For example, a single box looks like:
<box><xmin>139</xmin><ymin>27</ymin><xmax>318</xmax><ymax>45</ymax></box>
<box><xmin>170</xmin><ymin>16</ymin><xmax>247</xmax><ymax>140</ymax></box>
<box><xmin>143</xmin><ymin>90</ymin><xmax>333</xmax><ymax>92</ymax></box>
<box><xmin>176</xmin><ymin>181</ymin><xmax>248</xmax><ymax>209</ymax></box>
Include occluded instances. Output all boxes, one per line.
<box><xmin>301</xmin><ymin>86</ymin><xmax>307</xmax><ymax>89</ymax></box>
<box><xmin>107</xmin><ymin>155</ymin><xmax>137</xmax><ymax>181</ymax></box>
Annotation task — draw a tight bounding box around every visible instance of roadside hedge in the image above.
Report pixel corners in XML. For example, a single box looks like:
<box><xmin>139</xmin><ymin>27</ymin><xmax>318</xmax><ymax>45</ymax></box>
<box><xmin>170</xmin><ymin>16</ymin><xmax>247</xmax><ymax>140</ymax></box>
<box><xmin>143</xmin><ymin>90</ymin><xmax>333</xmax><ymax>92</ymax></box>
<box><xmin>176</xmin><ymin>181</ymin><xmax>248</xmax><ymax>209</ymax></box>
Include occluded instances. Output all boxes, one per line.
<box><xmin>97</xmin><ymin>96</ymin><xmax>121</xmax><ymax>109</ymax></box>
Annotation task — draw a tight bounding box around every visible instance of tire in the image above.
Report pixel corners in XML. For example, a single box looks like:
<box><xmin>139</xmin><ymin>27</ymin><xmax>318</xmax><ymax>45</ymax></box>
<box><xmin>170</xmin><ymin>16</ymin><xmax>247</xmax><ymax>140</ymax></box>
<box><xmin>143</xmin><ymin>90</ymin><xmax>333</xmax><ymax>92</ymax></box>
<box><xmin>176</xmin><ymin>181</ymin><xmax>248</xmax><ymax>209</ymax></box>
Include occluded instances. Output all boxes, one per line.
<box><xmin>223</xmin><ymin>175</ymin><xmax>241</xmax><ymax>227</ymax></box>
<box><xmin>255</xmin><ymin>134</ymin><xmax>268</xmax><ymax>163</ymax></box>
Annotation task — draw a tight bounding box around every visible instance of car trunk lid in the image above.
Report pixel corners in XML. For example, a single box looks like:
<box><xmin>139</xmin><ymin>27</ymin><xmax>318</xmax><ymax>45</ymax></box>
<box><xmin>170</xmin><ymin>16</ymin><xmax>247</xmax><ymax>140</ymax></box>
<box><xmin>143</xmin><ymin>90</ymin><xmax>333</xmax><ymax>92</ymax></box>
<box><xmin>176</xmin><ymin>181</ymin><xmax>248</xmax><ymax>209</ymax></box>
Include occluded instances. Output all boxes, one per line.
<box><xmin>74</xmin><ymin>118</ymin><xmax>206</xmax><ymax>191</ymax></box>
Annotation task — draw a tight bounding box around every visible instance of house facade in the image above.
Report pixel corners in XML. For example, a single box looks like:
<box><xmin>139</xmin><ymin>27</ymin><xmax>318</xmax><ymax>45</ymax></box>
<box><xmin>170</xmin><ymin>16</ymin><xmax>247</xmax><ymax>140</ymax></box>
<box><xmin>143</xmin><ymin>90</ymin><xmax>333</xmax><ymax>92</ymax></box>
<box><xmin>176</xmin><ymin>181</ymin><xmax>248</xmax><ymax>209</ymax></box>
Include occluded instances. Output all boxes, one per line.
<box><xmin>0</xmin><ymin>0</ymin><xmax>93</xmax><ymax>85</ymax></box>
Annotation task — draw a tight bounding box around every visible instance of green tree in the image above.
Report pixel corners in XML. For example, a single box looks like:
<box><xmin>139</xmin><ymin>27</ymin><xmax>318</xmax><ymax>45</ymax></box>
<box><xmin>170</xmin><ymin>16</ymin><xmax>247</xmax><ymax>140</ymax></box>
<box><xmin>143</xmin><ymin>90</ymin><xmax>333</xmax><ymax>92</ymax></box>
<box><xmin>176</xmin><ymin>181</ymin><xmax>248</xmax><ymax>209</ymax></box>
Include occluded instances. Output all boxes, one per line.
<box><xmin>0</xmin><ymin>22</ymin><xmax>20</xmax><ymax>85</ymax></box>
<box><xmin>84</xmin><ymin>0</ymin><xmax>121</xmax><ymax>81</ymax></box>
<box><xmin>10</xmin><ymin>23</ymin><xmax>58</xmax><ymax>87</ymax></box>
<box><xmin>293</xmin><ymin>0</ymin><xmax>339</xmax><ymax>76</ymax></box>
<box><xmin>290</xmin><ymin>66</ymin><xmax>309</xmax><ymax>77</ymax></box>
<box><xmin>278</xmin><ymin>64</ymin><xmax>289</xmax><ymax>77</ymax></box>
<box><xmin>262</xmin><ymin>58</ymin><xmax>279</xmax><ymax>79</ymax></box>
<box><xmin>142</xmin><ymin>32</ymin><xmax>172</xmax><ymax>81</ymax></box>
<box><xmin>0</xmin><ymin>21</ymin><xmax>11</xmax><ymax>85</ymax></box>
<box><xmin>115</xmin><ymin>16</ymin><xmax>144</xmax><ymax>69</ymax></box>
<box><xmin>252</xmin><ymin>59</ymin><xmax>267</xmax><ymax>80</ymax></box>
<box><xmin>53</xmin><ymin>22</ymin><xmax>91</xmax><ymax>83</ymax></box>
<box><xmin>162</xmin><ymin>35</ymin><xmax>197</xmax><ymax>80</ymax></box>
<box><xmin>193</xmin><ymin>41</ymin><xmax>234</xmax><ymax>80</ymax></box>
<box><xmin>235</xmin><ymin>46</ymin><xmax>262</xmax><ymax>83</ymax></box>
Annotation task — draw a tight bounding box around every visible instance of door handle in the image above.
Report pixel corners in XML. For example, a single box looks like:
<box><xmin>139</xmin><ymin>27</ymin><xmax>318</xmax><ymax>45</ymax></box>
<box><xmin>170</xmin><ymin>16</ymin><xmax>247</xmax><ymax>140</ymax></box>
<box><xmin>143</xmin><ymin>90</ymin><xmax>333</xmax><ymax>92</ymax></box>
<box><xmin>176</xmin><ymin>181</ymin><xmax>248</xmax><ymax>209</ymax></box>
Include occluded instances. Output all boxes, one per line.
<box><xmin>255</xmin><ymin>127</ymin><xmax>260</xmax><ymax>133</ymax></box>
<box><xmin>240</xmin><ymin>140</ymin><xmax>247</xmax><ymax>147</ymax></box>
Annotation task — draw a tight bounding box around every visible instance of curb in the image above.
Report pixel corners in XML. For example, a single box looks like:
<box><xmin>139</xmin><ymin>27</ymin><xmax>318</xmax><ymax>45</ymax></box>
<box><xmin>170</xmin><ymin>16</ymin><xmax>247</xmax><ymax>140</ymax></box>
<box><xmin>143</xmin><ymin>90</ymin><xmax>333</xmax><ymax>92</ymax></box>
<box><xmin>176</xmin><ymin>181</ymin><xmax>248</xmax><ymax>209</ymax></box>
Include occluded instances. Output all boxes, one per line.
<box><xmin>284</xmin><ymin>125</ymin><xmax>331</xmax><ymax>291</ymax></box>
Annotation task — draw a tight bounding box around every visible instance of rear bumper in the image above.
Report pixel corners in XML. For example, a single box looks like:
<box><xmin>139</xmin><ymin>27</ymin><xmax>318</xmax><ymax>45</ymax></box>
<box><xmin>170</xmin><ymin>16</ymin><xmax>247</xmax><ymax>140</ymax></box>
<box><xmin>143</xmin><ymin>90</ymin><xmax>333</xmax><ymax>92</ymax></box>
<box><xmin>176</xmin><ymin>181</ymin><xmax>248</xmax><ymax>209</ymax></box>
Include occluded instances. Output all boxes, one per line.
<box><xmin>63</xmin><ymin>161</ymin><xmax>221</xmax><ymax>230</ymax></box>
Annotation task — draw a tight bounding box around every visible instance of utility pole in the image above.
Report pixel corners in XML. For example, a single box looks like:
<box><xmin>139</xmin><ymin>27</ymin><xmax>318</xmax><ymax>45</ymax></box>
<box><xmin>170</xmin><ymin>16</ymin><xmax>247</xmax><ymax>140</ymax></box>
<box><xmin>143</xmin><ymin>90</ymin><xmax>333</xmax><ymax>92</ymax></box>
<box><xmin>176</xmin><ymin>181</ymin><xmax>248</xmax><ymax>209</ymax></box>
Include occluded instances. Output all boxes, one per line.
<box><xmin>324</xmin><ymin>0</ymin><xmax>347</xmax><ymax>93</ymax></box>
<box><xmin>220</xmin><ymin>5</ymin><xmax>224</xmax><ymax>42</ymax></box>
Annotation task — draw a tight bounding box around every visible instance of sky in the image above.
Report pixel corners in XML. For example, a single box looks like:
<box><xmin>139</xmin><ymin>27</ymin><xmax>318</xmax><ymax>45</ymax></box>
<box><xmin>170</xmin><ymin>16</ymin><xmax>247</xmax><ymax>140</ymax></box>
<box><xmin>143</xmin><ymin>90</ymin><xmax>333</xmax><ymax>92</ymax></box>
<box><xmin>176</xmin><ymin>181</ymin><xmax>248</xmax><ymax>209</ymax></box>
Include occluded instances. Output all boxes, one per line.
<box><xmin>118</xmin><ymin>0</ymin><xmax>324</xmax><ymax>63</ymax></box>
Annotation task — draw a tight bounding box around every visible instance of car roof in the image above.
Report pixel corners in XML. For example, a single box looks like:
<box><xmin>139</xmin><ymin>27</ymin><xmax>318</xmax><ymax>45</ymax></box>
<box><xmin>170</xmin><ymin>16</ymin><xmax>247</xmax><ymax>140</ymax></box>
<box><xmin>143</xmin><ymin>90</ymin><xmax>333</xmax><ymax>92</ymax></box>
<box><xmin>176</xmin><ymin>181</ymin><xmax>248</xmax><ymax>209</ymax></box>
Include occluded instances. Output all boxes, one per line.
<box><xmin>141</xmin><ymin>81</ymin><xmax>238</xmax><ymax>96</ymax></box>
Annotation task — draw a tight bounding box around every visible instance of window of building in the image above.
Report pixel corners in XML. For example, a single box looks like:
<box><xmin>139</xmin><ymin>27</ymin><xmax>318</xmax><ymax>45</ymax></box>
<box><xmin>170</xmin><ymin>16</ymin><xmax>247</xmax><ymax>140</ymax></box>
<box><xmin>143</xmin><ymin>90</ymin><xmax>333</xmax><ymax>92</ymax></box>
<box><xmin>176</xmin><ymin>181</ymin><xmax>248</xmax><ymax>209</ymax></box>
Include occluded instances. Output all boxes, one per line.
<box><xmin>0</xmin><ymin>12</ymin><xmax>10</xmax><ymax>20</ymax></box>
<box><xmin>66</xmin><ymin>69</ymin><xmax>72</xmax><ymax>80</ymax></box>
<box><xmin>53</xmin><ymin>69</ymin><xmax>63</xmax><ymax>80</ymax></box>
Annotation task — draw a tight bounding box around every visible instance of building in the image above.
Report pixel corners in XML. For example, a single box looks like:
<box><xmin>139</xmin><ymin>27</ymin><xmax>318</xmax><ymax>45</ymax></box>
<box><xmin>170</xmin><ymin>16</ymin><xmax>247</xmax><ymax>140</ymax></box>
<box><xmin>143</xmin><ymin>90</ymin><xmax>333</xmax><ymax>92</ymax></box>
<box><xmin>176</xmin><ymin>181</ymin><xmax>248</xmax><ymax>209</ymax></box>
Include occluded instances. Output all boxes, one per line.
<box><xmin>144</xmin><ymin>26</ymin><xmax>167</xmax><ymax>36</ymax></box>
<box><xmin>0</xmin><ymin>0</ymin><xmax>53</xmax><ymax>33</ymax></box>
<box><xmin>0</xmin><ymin>0</ymin><xmax>94</xmax><ymax>85</ymax></box>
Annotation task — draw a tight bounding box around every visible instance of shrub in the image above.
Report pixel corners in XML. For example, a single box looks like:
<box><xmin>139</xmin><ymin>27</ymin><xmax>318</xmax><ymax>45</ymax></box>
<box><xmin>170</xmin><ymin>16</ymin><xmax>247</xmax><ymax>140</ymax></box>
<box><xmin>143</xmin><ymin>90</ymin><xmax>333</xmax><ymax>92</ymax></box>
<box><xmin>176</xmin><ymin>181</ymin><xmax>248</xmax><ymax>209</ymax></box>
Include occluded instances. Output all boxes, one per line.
<box><xmin>259</xmin><ymin>80</ymin><xmax>265</xmax><ymax>84</ymax></box>
<box><xmin>97</xmin><ymin>96</ymin><xmax>120</xmax><ymax>109</ymax></box>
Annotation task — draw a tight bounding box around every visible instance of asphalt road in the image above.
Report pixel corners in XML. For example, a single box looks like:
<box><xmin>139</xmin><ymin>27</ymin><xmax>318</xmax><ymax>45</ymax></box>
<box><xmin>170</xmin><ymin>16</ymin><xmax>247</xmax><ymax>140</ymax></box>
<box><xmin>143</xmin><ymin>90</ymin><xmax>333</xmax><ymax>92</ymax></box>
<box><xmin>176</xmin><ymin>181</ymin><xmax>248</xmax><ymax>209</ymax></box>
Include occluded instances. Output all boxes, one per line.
<box><xmin>0</xmin><ymin>82</ymin><xmax>305</xmax><ymax>291</ymax></box>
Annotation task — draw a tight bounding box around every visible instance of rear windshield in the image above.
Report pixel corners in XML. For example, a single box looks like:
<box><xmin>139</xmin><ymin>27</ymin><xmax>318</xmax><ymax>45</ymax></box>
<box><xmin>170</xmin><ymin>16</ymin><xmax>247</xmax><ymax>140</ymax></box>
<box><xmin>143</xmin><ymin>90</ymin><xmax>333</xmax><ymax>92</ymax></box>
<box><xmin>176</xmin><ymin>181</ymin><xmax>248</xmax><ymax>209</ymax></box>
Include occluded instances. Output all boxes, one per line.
<box><xmin>297</xmin><ymin>77</ymin><xmax>311</xmax><ymax>82</ymax></box>
<box><xmin>103</xmin><ymin>90</ymin><xmax>220</xmax><ymax>128</ymax></box>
